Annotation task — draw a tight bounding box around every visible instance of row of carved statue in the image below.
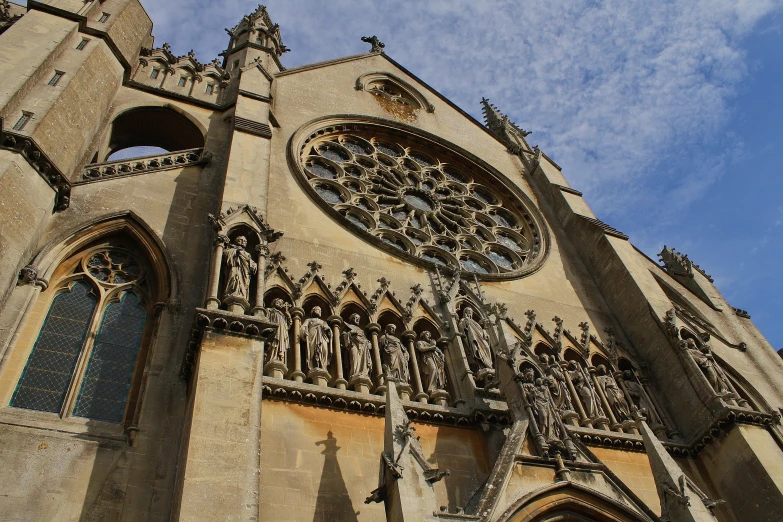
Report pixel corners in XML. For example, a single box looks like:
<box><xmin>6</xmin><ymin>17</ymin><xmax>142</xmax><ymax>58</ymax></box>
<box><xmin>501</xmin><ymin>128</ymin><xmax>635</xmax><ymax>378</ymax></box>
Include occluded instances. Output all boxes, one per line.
<box><xmin>263</xmin><ymin>298</ymin><xmax>451</xmax><ymax>404</ymax></box>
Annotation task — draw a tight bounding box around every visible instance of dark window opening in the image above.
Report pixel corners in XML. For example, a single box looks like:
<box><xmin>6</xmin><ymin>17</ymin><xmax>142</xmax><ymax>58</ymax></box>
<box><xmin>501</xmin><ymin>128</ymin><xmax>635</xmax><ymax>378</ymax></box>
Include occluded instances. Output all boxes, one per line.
<box><xmin>177</xmin><ymin>77</ymin><xmax>187</xmax><ymax>87</ymax></box>
<box><xmin>76</xmin><ymin>39</ymin><xmax>89</xmax><ymax>51</ymax></box>
<box><xmin>98</xmin><ymin>13</ymin><xmax>110</xmax><ymax>23</ymax></box>
<box><xmin>150</xmin><ymin>69</ymin><xmax>160</xmax><ymax>80</ymax></box>
<box><xmin>48</xmin><ymin>71</ymin><xmax>64</xmax><ymax>87</ymax></box>
<box><xmin>13</xmin><ymin>113</ymin><xmax>31</xmax><ymax>131</ymax></box>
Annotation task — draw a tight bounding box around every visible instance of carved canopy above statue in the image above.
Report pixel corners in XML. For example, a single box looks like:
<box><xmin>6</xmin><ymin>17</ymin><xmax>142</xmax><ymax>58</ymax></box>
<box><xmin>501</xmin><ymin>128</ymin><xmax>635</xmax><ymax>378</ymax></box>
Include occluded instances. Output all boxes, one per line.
<box><xmin>289</xmin><ymin>117</ymin><xmax>549</xmax><ymax>280</ymax></box>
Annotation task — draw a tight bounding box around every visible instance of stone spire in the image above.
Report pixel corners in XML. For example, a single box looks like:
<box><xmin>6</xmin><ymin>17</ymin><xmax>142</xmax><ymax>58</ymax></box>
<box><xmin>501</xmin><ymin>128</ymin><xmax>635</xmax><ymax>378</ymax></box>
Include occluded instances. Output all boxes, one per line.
<box><xmin>222</xmin><ymin>5</ymin><xmax>289</xmax><ymax>72</ymax></box>
<box><xmin>365</xmin><ymin>375</ymin><xmax>448</xmax><ymax>521</ymax></box>
<box><xmin>480</xmin><ymin>98</ymin><xmax>532</xmax><ymax>156</ymax></box>
<box><xmin>638</xmin><ymin>421</ymin><xmax>722</xmax><ymax>522</ymax></box>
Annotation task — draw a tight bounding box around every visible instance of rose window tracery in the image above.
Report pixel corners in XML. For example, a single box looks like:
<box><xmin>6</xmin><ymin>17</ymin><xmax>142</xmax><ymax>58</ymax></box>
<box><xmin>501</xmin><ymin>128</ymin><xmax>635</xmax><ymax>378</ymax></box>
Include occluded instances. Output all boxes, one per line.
<box><xmin>84</xmin><ymin>249</ymin><xmax>142</xmax><ymax>284</ymax></box>
<box><xmin>293</xmin><ymin>121</ymin><xmax>547</xmax><ymax>279</ymax></box>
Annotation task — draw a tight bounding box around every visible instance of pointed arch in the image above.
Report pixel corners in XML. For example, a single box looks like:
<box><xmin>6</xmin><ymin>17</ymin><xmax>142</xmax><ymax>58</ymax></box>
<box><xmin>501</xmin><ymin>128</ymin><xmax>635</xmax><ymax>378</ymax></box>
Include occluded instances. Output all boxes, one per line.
<box><xmin>31</xmin><ymin>211</ymin><xmax>178</xmax><ymax>304</ymax></box>
<box><xmin>497</xmin><ymin>483</ymin><xmax>652</xmax><ymax>522</ymax></box>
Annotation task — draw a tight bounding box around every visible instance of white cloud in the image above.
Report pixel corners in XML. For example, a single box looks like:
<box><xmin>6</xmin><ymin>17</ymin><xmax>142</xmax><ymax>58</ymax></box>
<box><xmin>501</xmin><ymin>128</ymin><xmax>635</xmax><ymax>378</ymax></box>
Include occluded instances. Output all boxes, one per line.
<box><xmin>140</xmin><ymin>1</ymin><xmax>780</xmax><ymax>225</ymax></box>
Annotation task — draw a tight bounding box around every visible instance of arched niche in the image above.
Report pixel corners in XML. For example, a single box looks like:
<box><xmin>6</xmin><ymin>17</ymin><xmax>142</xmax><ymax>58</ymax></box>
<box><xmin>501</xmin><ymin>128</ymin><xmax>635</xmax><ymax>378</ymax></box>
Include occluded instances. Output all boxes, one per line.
<box><xmin>339</xmin><ymin>302</ymin><xmax>370</xmax><ymax>328</ymax></box>
<box><xmin>618</xmin><ymin>358</ymin><xmax>637</xmax><ymax>373</ymax></box>
<box><xmin>518</xmin><ymin>361</ymin><xmax>542</xmax><ymax>380</ymax></box>
<box><xmin>563</xmin><ymin>349</ymin><xmax>587</xmax><ymax>367</ymax></box>
<box><xmin>302</xmin><ymin>294</ymin><xmax>332</xmax><ymax>319</ymax></box>
<box><xmin>104</xmin><ymin>106</ymin><xmax>206</xmax><ymax>161</ymax></box>
<box><xmin>378</xmin><ymin>310</ymin><xmax>404</xmax><ymax>334</ymax></box>
<box><xmin>216</xmin><ymin>225</ymin><xmax>261</xmax><ymax>308</ymax></box>
<box><xmin>263</xmin><ymin>286</ymin><xmax>292</xmax><ymax>309</ymax></box>
<box><xmin>534</xmin><ymin>342</ymin><xmax>556</xmax><ymax>360</ymax></box>
<box><xmin>591</xmin><ymin>353</ymin><xmax>612</xmax><ymax>370</ymax></box>
<box><xmin>498</xmin><ymin>483</ymin><xmax>650</xmax><ymax>522</ymax></box>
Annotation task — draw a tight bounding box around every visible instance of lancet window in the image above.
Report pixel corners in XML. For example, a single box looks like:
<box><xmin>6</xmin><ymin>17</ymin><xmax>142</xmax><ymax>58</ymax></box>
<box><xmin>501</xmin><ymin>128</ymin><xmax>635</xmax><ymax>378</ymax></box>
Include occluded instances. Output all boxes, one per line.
<box><xmin>9</xmin><ymin>243</ymin><xmax>157</xmax><ymax>425</ymax></box>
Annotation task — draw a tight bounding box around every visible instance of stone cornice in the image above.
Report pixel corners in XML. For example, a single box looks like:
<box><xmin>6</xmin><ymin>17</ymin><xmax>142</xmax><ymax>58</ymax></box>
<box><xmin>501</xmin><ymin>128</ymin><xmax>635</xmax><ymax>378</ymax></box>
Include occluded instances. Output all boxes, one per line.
<box><xmin>0</xmin><ymin>123</ymin><xmax>70</xmax><ymax>211</ymax></box>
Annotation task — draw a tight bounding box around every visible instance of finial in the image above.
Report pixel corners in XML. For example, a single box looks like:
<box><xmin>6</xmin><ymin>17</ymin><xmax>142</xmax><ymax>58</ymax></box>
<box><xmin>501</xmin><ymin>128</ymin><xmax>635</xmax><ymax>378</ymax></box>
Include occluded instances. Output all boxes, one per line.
<box><xmin>361</xmin><ymin>36</ymin><xmax>385</xmax><ymax>53</ymax></box>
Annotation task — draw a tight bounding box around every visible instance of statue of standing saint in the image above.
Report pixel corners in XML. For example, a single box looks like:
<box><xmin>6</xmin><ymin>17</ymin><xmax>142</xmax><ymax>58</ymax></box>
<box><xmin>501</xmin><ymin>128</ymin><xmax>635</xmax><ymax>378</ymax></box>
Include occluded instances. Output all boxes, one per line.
<box><xmin>460</xmin><ymin>307</ymin><xmax>493</xmax><ymax>370</ymax></box>
<box><xmin>222</xmin><ymin>236</ymin><xmax>257</xmax><ymax>306</ymax></box>
<box><xmin>300</xmin><ymin>306</ymin><xmax>332</xmax><ymax>372</ymax></box>
<box><xmin>379</xmin><ymin>324</ymin><xmax>410</xmax><ymax>383</ymax></box>
<box><xmin>596</xmin><ymin>365</ymin><xmax>631</xmax><ymax>421</ymax></box>
<box><xmin>265</xmin><ymin>299</ymin><xmax>291</xmax><ymax>365</ymax></box>
<box><xmin>342</xmin><ymin>313</ymin><xmax>372</xmax><ymax>379</ymax></box>
<box><xmin>417</xmin><ymin>331</ymin><xmax>446</xmax><ymax>393</ymax></box>
<box><xmin>685</xmin><ymin>339</ymin><xmax>732</xmax><ymax>395</ymax></box>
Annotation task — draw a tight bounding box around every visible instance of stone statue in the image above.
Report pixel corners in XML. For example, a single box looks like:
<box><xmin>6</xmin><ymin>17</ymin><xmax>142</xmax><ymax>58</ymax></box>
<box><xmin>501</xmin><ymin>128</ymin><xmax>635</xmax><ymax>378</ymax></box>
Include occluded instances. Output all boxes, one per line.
<box><xmin>460</xmin><ymin>307</ymin><xmax>493</xmax><ymax>370</ymax></box>
<box><xmin>379</xmin><ymin>324</ymin><xmax>410</xmax><ymax>383</ymax></box>
<box><xmin>528</xmin><ymin>378</ymin><xmax>561</xmax><ymax>444</ymax></box>
<box><xmin>342</xmin><ymin>313</ymin><xmax>372</xmax><ymax>379</ymax></box>
<box><xmin>623</xmin><ymin>370</ymin><xmax>661</xmax><ymax>424</ymax></box>
<box><xmin>266</xmin><ymin>298</ymin><xmax>291</xmax><ymax>365</ymax></box>
<box><xmin>417</xmin><ymin>331</ymin><xmax>446</xmax><ymax>393</ymax></box>
<box><xmin>538</xmin><ymin>354</ymin><xmax>574</xmax><ymax>413</ymax></box>
<box><xmin>596</xmin><ymin>365</ymin><xmax>631</xmax><ymax>421</ymax></box>
<box><xmin>686</xmin><ymin>340</ymin><xmax>732</xmax><ymax>395</ymax></box>
<box><xmin>300</xmin><ymin>306</ymin><xmax>332</xmax><ymax>371</ymax></box>
<box><xmin>567</xmin><ymin>360</ymin><xmax>601</xmax><ymax>418</ymax></box>
<box><xmin>222</xmin><ymin>235</ymin><xmax>257</xmax><ymax>302</ymax></box>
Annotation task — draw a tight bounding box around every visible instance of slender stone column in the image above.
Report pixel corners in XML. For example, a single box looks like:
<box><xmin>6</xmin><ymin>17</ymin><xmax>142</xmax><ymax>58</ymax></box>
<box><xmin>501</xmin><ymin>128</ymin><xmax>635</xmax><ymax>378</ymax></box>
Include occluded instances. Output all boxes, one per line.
<box><xmin>640</xmin><ymin>376</ymin><xmax>677</xmax><ymax>438</ymax></box>
<box><xmin>251</xmin><ymin>244</ymin><xmax>270</xmax><ymax>317</ymax></box>
<box><xmin>367</xmin><ymin>323</ymin><xmax>385</xmax><ymax>395</ymax></box>
<box><xmin>403</xmin><ymin>331</ymin><xmax>427</xmax><ymax>404</ymax></box>
<box><xmin>289</xmin><ymin>307</ymin><xmax>305</xmax><ymax>383</ymax></box>
<box><xmin>206</xmin><ymin>235</ymin><xmax>229</xmax><ymax>310</ymax></box>
<box><xmin>434</xmin><ymin>337</ymin><xmax>455</xmax><ymax>407</ymax></box>
<box><xmin>590</xmin><ymin>367</ymin><xmax>622</xmax><ymax>432</ymax></box>
<box><xmin>328</xmin><ymin>316</ymin><xmax>347</xmax><ymax>390</ymax></box>
<box><xmin>560</xmin><ymin>361</ymin><xmax>589</xmax><ymax>427</ymax></box>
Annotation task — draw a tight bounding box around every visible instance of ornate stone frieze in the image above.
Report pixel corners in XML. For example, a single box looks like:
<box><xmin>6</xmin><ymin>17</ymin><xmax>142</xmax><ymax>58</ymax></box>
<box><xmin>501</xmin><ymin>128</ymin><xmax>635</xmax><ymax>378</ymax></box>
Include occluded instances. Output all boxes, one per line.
<box><xmin>289</xmin><ymin>117</ymin><xmax>549</xmax><ymax>280</ymax></box>
<box><xmin>0</xmin><ymin>129</ymin><xmax>71</xmax><ymax>211</ymax></box>
<box><xmin>78</xmin><ymin>148</ymin><xmax>211</xmax><ymax>182</ymax></box>
<box><xmin>659</xmin><ymin>245</ymin><xmax>714</xmax><ymax>282</ymax></box>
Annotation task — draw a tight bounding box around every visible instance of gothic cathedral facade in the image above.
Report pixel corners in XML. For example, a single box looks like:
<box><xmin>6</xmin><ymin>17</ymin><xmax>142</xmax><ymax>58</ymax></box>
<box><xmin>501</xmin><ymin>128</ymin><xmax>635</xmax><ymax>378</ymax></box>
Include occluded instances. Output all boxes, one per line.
<box><xmin>0</xmin><ymin>2</ymin><xmax>781</xmax><ymax>521</ymax></box>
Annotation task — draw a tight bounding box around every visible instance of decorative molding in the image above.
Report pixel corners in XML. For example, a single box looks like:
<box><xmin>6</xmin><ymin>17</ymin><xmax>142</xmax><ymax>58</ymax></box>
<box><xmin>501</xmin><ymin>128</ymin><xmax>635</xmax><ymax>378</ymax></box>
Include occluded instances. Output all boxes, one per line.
<box><xmin>659</xmin><ymin>245</ymin><xmax>714</xmax><ymax>282</ymax></box>
<box><xmin>553</xmin><ymin>184</ymin><xmax>583</xmax><ymax>197</ymax></box>
<box><xmin>238</xmin><ymin>89</ymin><xmax>272</xmax><ymax>103</ymax></box>
<box><xmin>579</xmin><ymin>216</ymin><xmax>629</xmax><ymax>240</ymax></box>
<box><xmin>234</xmin><ymin>116</ymin><xmax>272</xmax><ymax>138</ymax></box>
<box><xmin>261</xmin><ymin>377</ymin><xmax>510</xmax><ymax>428</ymax></box>
<box><xmin>481</xmin><ymin>98</ymin><xmax>532</xmax><ymax>156</ymax></box>
<box><xmin>180</xmin><ymin>308</ymin><xmax>278</xmax><ymax>383</ymax></box>
<box><xmin>77</xmin><ymin>148</ymin><xmax>211</xmax><ymax>183</ymax></box>
<box><xmin>733</xmin><ymin>308</ymin><xmax>751</xmax><ymax>319</ymax></box>
<box><xmin>0</xmin><ymin>127</ymin><xmax>71</xmax><ymax>211</ymax></box>
<box><xmin>356</xmin><ymin>72</ymin><xmax>435</xmax><ymax>113</ymax></box>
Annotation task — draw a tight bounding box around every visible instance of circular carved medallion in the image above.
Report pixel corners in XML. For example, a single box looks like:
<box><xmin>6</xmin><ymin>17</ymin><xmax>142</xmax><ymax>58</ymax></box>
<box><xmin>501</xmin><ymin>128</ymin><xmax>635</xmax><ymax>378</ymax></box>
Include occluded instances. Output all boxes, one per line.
<box><xmin>290</xmin><ymin>118</ymin><xmax>548</xmax><ymax>280</ymax></box>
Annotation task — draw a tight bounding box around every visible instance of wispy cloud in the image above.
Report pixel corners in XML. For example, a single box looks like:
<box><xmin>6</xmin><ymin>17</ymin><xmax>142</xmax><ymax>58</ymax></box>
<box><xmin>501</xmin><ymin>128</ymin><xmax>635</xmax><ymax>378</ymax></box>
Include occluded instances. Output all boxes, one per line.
<box><xmin>141</xmin><ymin>0</ymin><xmax>780</xmax><ymax>225</ymax></box>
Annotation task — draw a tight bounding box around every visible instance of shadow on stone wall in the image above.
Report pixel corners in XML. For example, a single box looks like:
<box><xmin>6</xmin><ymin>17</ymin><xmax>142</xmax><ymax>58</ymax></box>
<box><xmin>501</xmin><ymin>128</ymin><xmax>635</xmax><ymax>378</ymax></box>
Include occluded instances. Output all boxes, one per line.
<box><xmin>314</xmin><ymin>431</ymin><xmax>360</xmax><ymax>522</ymax></box>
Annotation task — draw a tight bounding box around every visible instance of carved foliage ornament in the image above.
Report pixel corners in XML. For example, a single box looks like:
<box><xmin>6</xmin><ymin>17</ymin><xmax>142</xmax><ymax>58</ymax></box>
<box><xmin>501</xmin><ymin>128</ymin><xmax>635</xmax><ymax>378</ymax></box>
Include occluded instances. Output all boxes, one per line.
<box><xmin>292</xmin><ymin>120</ymin><xmax>547</xmax><ymax>280</ymax></box>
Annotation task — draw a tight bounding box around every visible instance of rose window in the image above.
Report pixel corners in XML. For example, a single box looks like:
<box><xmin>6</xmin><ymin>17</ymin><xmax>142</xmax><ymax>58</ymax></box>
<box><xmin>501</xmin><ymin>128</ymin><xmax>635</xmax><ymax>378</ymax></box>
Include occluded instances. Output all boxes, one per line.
<box><xmin>293</xmin><ymin>121</ymin><xmax>547</xmax><ymax>279</ymax></box>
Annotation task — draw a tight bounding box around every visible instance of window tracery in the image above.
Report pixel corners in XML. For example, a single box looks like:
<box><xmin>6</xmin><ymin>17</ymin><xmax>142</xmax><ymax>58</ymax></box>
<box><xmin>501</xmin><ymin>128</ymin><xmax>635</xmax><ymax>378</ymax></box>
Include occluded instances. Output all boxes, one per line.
<box><xmin>294</xmin><ymin>122</ymin><xmax>546</xmax><ymax>279</ymax></box>
<box><xmin>9</xmin><ymin>245</ymin><xmax>154</xmax><ymax>425</ymax></box>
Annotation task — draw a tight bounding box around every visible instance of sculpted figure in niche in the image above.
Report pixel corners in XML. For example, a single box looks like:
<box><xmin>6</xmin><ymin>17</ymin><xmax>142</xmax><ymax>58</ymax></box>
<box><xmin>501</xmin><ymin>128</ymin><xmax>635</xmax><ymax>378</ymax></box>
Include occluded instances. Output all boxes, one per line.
<box><xmin>528</xmin><ymin>377</ymin><xmax>563</xmax><ymax>444</ymax></box>
<box><xmin>623</xmin><ymin>370</ymin><xmax>661</xmax><ymax>424</ymax></box>
<box><xmin>538</xmin><ymin>354</ymin><xmax>574</xmax><ymax>413</ymax></box>
<box><xmin>223</xmin><ymin>236</ymin><xmax>257</xmax><ymax>302</ymax></box>
<box><xmin>686</xmin><ymin>339</ymin><xmax>732</xmax><ymax>395</ymax></box>
<box><xmin>596</xmin><ymin>365</ymin><xmax>631</xmax><ymax>421</ymax></box>
<box><xmin>301</xmin><ymin>306</ymin><xmax>332</xmax><ymax>371</ymax></box>
<box><xmin>567</xmin><ymin>361</ymin><xmax>602</xmax><ymax>418</ymax></box>
<box><xmin>460</xmin><ymin>307</ymin><xmax>493</xmax><ymax>370</ymax></box>
<box><xmin>266</xmin><ymin>299</ymin><xmax>291</xmax><ymax>365</ymax></box>
<box><xmin>417</xmin><ymin>331</ymin><xmax>446</xmax><ymax>393</ymax></box>
<box><xmin>342</xmin><ymin>313</ymin><xmax>372</xmax><ymax>379</ymax></box>
<box><xmin>380</xmin><ymin>324</ymin><xmax>410</xmax><ymax>383</ymax></box>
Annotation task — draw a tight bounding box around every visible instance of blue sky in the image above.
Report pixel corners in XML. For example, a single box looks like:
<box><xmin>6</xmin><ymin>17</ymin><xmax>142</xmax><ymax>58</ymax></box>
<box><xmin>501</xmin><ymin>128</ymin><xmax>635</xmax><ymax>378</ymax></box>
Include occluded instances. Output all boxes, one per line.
<box><xmin>28</xmin><ymin>1</ymin><xmax>783</xmax><ymax>346</ymax></box>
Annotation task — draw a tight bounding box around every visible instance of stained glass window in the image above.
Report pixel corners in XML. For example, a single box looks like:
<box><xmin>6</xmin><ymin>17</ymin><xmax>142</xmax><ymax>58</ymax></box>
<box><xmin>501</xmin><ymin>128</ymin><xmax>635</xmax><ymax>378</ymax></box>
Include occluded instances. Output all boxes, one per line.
<box><xmin>11</xmin><ymin>282</ymin><xmax>96</xmax><ymax>414</ymax></box>
<box><xmin>73</xmin><ymin>292</ymin><xmax>146</xmax><ymax>423</ymax></box>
